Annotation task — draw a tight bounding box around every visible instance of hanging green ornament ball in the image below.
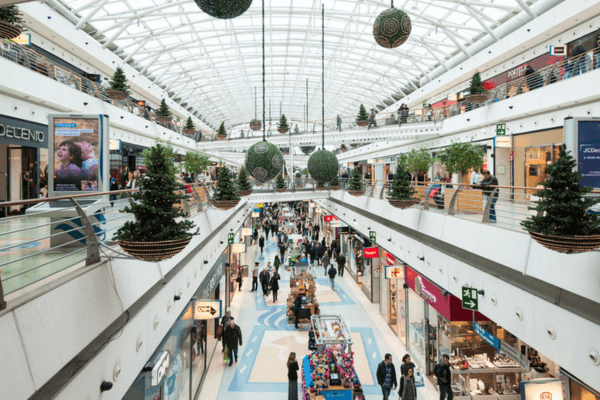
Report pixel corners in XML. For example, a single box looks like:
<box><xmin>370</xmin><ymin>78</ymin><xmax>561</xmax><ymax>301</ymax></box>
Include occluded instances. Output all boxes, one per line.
<box><xmin>308</xmin><ymin>150</ymin><xmax>339</xmax><ymax>183</ymax></box>
<box><xmin>245</xmin><ymin>141</ymin><xmax>284</xmax><ymax>182</ymax></box>
<box><xmin>373</xmin><ymin>7</ymin><xmax>411</xmax><ymax>48</ymax></box>
<box><xmin>195</xmin><ymin>0</ymin><xmax>253</xmax><ymax>19</ymax></box>
<box><xmin>250</xmin><ymin>118</ymin><xmax>262</xmax><ymax>131</ymax></box>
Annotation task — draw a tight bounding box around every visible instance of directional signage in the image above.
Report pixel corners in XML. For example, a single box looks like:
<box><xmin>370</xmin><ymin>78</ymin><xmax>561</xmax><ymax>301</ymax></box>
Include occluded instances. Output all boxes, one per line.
<box><xmin>369</xmin><ymin>231</ymin><xmax>376</xmax><ymax>243</ymax></box>
<box><xmin>193</xmin><ymin>299</ymin><xmax>222</xmax><ymax>320</ymax></box>
<box><xmin>473</xmin><ymin>321</ymin><xmax>500</xmax><ymax>350</ymax></box>
<box><xmin>228</xmin><ymin>232</ymin><xmax>234</xmax><ymax>245</ymax></box>
<box><xmin>461</xmin><ymin>286</ymin><xmax>479</xmax><ymax>311</ymax></box>
<box><xmin>496</xmin><ymin>123</ymin><xmax>506</xmax><ymax>136</ymax></box>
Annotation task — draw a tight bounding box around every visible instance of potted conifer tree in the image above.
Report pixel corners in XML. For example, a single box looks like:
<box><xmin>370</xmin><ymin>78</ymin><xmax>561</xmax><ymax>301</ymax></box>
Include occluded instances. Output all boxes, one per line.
<box><xmin>183</xmin><ymin>117</ymin><xmax>196</xmax><ymax>136</ymax></box>
<box><xmin>522</xmin><ymin>146</ymin><xmax>600</xmax><ymax>254</ymax></box>
<box><xmin>237</xmin><ymin>166</ymin><xmax>252</xmax><ymax>196</ymax></box>
<box><xmin>340</xmin><ymin>144</ymin><xmax>348</xmax><ymax>152</ymax></box>
<box><xmin>210</xmin><ymin>166</ymin><xmax>241</xmax><ymax>210</ymax></box>
<box><xmin>329</xmin><ymin>175</ymin><xmax>341</xmax><ymax>191</ymax></box>
<box><xmin>387</xmin><ymin>163</ymin><xmax>418</xmax><ymax>209</ymax></box>
<box><xmin>356</xmin><ymin>104</ymin><xmax>369</xmax><ymax>127</ymax></box>
<box><xmin>0</xmin><ymin>5</ymin><xmax>24</xmax><ymax>40</ymax></box>
<box><xmin>115</xmin><ymin>142</ymin><xmax>198</xmax><ymax>262</ymax></box>
<box><xmin>275</xmin><ymin>173</ymin><xmax>287</xmax><ymax>192</ymax></box>
<box><xmin>106</xmin><ymin>66</ymin><xmax>130</xmax><ymax>100</ymax></box>
<box><xmin>277</xmin><ymin>114</ymin><xmax>289</xmax><ymax>134</ymax></box>
<box><xmin>156</xmin><ymin>99</ymin><xmax>172</xmax><ymax>123</ymax></box>
<box><xmin>295</xmin><ymin>172</ymin><xmax>304</xmax><ymax>188</ymax></box>
<box><xmin>216</xmin><ymin>122</ymin><xmax>227</xmax><ymax>140</ymax></box>
<box><xmin>347</xmin><ymin>168</ymin><xmax>365</xmax><ymax>196</ymax></box>
<box><xmin>465</xmin><ymin>71</ymin><xmax>488</xmax><ymax>104</ymax></box>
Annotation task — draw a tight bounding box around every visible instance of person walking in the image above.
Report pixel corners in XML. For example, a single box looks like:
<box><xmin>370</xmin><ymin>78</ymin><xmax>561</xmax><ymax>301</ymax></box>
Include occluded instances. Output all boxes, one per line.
<box><xmin>479</xmin><ymin>170</ymin><xmax>499</xmax><ymax>223</ymax></box>
<box><xmin>236</xmin><ymin>268</ymin><xmax>243</xmax><ymax>291</ymax></box>
<box><xmin>426</xmin><ymin>104</ymin><xmax>434</xmax><ymax>121</ymax></box>
<box><xmin>336</xmin><ymin>115</ymin><xmax>342</xmax><ymax>132</ymax></box>
<box><xmin>274</xmin><ymin>255</ymin><xmax>281</xmax><ymax>274</ymax></box>
<box><xmin>265</xmin><ymin>224</ymin><xmax>270</xmax><ymax>239</ymax></box>
<box><xmin>398</xmin><ymin>366</ymin><xmax>417</xmax><ymax>400</ymax></box>
<box><xmin>270</xmin><ymin>270</ymin><xmax>280</xmax><ymax>302</ymax></box>
<box><xmin>328</xmin><ymin>264</ymin><xmax>337</xmax><ymax>289</ymax></box>
<box><xmin>287</xmin><ymin>352</ymin><xmax>300</xmax><ymax>400</ymax></box>
<box><xmin>259</xmin><ymin>268</ymin><xmax>271</xmax><ymax>296</ymax></box>
<box><xmin>400</xmin><ymin>354</ymin><xmax>416</xmax><ymax>377</ymax></box>
<box><xmin>259</xmin><ymin>235</ymin><xmax>265</xmax><ymax>254</ymax></box>
<box><xmin>368</xmin><ymin>108</ymin><xmax>377</xmax><ymax>129</ymax></box>
<box><xmin>293</xmin><ymin>295</ymin><xmax>302</xmax><ymax>329</ymax></box>
<box><xmin>309</xmin><ymin>246</ymin><xmax>316</xmax><ymax>265</ymax></box>
<box><xmin>220</xmin><ymin>311</ymin><xmax>233</xmax><ymax>353</ymax></box>
<box><xmin>337</xmin><ymin>253</ymin><xmax>346</xmax><ymax>277</ymax></box>
<box><xmin>317</xmin><ymin>243</ymin><xmax>325</xmax><ymax>266</ymax></box>
<box><xmin>278</xmin><ymin>241</ymin><xmax>286</xmax><ymax>264</ymax></box>
<box><xmin>322</xmin><ymin>252</ymin><xmax>330</xmax><ymax>276</ymax></box>
<box><xmin>435</xmin><ymin>354</ymin><xmax>453</xmax><ymax>400</ymax></box>
<box><xmin>224</xmin><ymin>319</ymin><xmax>243</xmax><ymax>367</ymax></box>
<box><xmin>251</xmin><ymin>262</ymin><xmax>259</xmax><ymax>292</ymax></box>
<box><xmin>376</xmin><ymin>354</ymin><xmax>397</xmax><ymax>400</ymax></box>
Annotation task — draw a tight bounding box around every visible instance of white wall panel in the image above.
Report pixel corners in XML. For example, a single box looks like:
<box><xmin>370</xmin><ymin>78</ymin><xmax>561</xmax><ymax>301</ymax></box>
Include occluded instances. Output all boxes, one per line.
<box><xmin>0</xmin><ymin>314</ymin><xmax>36</xmax><ymax>400</ymax></box>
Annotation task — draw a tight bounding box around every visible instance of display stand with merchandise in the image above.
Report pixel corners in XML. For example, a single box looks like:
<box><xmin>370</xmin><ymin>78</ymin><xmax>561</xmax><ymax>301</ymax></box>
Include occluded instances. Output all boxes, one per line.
<box><xmin>301</xmin><ymin>315</ymin><xmax>364</xmax><ymax>400</ymax></box>
<box><xmin>287</xmin><ymin>264</ymin><xmax>320</xmax><ymax>323</ymax></box>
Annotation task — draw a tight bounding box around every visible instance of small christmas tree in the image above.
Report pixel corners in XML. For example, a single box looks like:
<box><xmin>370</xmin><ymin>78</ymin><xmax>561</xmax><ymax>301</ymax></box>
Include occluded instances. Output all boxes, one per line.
<box><xmin>115</xmin><ymin>141</ymin><xmax>198</xmax><ymax>242</ymax></box>
<box><xmin>340</xmin><ymin>144</ymin><xmax>347</xmax><ymax>152</ymax></box>
<box><xmin>348</xmin><ymin>168</ymin><xmax>364</xmax><ymax>191</ymax></box>
<box><xmin>275</xmin><ymin>174</ymin><xmax>286</xmax><ymax>189</ymax></box>
<box><xmin>387</xmin><ymin>164</ymin><xmax>416</xmax><ymax>200</ymax></box>
<box><xmin>109</xmin><ymin>66</ymin><xmax>130</xmax><ymax>93</ymax></box>
<box><xmin>468</xmin><ymin>71</ymin><xmax>486</xmax><ymax>95</ymax></box>
<box><xmin>157</xmin><ymin>99</ymin><xmax>171</xmax><ymax>117</ymax></box>
<box><xmin>522</xmin><ymin>146</ymin><xmax>600</xmax><ymax>236</ymax></box>
<box><xmin>357</xmin><ymin>104</ymin><xmax>369</xmax><ymax>121</ymax></box>
<box><xmin>217</xmin><ymin>122</ymin><xmax>227</xmax><ymax>137</ymax></box>
<box><xmin>330</xmin><ymin>175</ymin><xmax>340</xmax><ymax>187</ymax></box>
<box><xmin>184</xmin><ymin>116</ymin><xmax>195</xmax><ymax>131</ymax></box>
<box><xmin>237</xmin><ymin>166</ymin><xmax>251</xmax><ymax>191</ymax></box>
<box><xmin>278</xmin><ymin>114</ymin><xmax>289</xmax><ymax>131</ymax></box>
<box><xmin>213</xmin><ymin>166</ymin><xmax>240</xmax><ymax>201</ymax></box>
<box><xmin>0</xmin><ymin>5</ymin><xmax>25</xmax><ymax>29</ymax></box>
<box><xmin>295</xmin><ymin>172</ymin><xmax>302</xmax><ymax>179</ymax></box>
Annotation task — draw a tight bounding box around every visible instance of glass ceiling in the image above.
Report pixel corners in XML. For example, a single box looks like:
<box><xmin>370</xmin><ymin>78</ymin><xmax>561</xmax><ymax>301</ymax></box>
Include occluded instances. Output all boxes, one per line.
<box><xmin>59</xmin><ymin>0</ymin><xmax>548</xmax><ymax>129</ymax></box>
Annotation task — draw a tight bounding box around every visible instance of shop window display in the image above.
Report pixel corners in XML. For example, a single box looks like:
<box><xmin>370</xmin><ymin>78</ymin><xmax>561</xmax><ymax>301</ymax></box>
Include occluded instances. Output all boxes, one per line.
<box><xmin>397</xmin><ymin>284</ymin><xmax>407</xmax><ymax>345</ymax></box>
<box><xmin>408</xmin><ymin>289</ymin><xmax>426</xmax><ymax>368</ymax></box>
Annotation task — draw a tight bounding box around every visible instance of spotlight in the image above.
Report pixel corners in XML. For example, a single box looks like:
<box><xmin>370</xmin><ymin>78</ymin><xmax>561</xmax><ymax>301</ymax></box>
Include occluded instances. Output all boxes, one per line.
<box><xmin>174</xmin><ymin>295</ymin><xmax>181</xmax><ymax>301</ymax></box>
<box><xmin>466</xmin><ymin>119</ymin><xmax>470</xmax><ymax>122</ymax></box>
<box><xmin>388</xmin><ymin>238</ymin><xmax>392</xmax><ymax>242</ymax></box>
<box><xmin>47</xmin><ymin>16</ymin><xmax>52</xmax><ymax>19</ymax></box>
<box><xmin>85</xmin><ymin>42</ymin><xmax>88</xmax><ymax>45</ymax></box>
<box><xmin>368</xmin><ymin>227</ymin><xmax>371</xmax><ymax>230</ymax></box>
<box><xmin>220</xmin><ymin>241</ymin><xmax>224</xmax><ymax>244</ymax></box>
<box><xmin>100</xmin><ymin>381</ymin><xmax>113</xmax><ymax>392</ymax></box>
<box><xmin>442</xmin><ymin>290</ymin><xmax>450</xmax><ymax>297</ymax></box>
<box><xmin>509</xmin><ymin>106</ymin><xmax>513</xmax><ymax>109</ymax></box>
<box><xmin>145</xmin><ymin>126</ymin><xmax>149</xmax><ymax>128</ymax></box>
<box><xmin>120</xmin><ymin>116</ymin><xmax>124</xmax><ymax>119</ymax></box>
<box><xmin>204</xmin><ymin>260</ymin><xmax>208</xmax><ymax>264</ymax></box>
<box><xmin>418</xmin><ymin>256</ymin><xmax>425</xmax><ymax>261</ymax></box>
<box><xmin>478</xmin><ymin>289</ymin><xmax>485</xmax><ymax>296</ymax></box>
<box><xmin>83</xmin><ymin>102</ymin><xmax>88</xmax><ymax>106</ymax></box>
<box><xmin>527</xmin><ymin>28</ymin><xmax>530</xmax><ymax>32</ymax></box>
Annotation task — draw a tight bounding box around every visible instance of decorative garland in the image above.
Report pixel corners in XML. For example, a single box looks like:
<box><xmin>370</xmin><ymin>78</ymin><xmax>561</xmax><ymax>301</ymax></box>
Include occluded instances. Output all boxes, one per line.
<box><xmin>373</xmin><ymin>6</ymin><xmax>412</xmax><ymax>49</ymax></box>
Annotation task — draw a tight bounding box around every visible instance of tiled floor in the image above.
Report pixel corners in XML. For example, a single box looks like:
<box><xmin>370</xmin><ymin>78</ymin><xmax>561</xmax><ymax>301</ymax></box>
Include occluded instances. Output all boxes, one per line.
<box><xmin>200</xmin><ymin>228</ymin><xmax>440</xmax><ymax>400</ymax></box>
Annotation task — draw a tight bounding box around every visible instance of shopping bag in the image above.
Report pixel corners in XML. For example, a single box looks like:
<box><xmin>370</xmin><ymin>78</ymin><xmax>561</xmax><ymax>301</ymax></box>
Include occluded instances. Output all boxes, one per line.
<box><xmin>223</xmin><ymin>345</ymin><xmax>229</xmax><ymax>362</ymax></box>
<box><xmin>217</xmin><ymin>325</ymin><xmax>223</xmax><ymax>341</ymax></box>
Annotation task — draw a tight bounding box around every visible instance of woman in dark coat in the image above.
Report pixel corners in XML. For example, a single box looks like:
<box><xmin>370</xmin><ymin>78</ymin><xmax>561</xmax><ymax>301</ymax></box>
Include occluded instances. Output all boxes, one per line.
<box><xmin>288</xmin><ymin>352</ymin><xmax>300</xmax><ymax>400</ymax></box>
<box><xmin>270</xmin><ymin>271</ymin><xmax>280</xmax><ymax>302</ymax></box>
<box><xmin>259</xmin><ymin>236</ymin><xmax>265</xmax><ymax>254</ymax></box>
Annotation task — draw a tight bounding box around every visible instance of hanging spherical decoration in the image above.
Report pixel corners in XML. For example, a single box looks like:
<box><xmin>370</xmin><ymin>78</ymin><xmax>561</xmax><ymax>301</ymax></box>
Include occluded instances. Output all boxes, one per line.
<box><xmin>249</xmin><ymin>118</ymin><xmax>262</xmax><ymax>131</ymax></box>
<box><xmin>245</xmin><ymin>141</ymin><xmax>284</xmax><ymax>182</ymax></box>
<box><xmin>194</xmin><ymin>0</ymin><xmax>253</xmax><ymax>19</ymax></box>
<box><xmin>308</xmin><ymin>149</ymin><xmax>339</xmax><ymax>184</ymax></box>
<box><xmin>373</xmin><ymin>7</ymin><xmax>411</xmax><ymax>48</ymax></box>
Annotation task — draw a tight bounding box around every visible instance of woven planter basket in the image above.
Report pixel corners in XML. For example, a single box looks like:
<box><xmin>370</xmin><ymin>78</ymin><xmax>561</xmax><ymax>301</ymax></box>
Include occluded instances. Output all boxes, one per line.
<box><xmin>277</xmin><ymin>128</ymin><xmax>289</xmax><ymax>134</ymax></box>
<box><xmin>0</xmin><ymin>21</ymin><xmax>22</xmax><ymax>40</ymax></box>
<box><xmin>388</xmin><ymin>198</ymin><xmax>419</xmax><ymax>209</ymax></box>
<box><xmin>356</xmin><ymin>120</ymin><xmax>369</xmax><ymax>127</ymax></box>
<box><xmin>119</xmin><ymin>237</ymin><xmax>192</xmax><ymax>262</ymax></box>
<box><xmin>157</xmin><ymin>116</ymin><xmax>172</xmax><ymax>123</ymax></box>
<box><xmin>350</xmin><ymin>144</ymin><xmax>358</xmax><ymax>148</ymax></box>
<box><xmin>210</xmin><ymin>199</ymin><xmax>240</xmax><ymax>210</ymax></box>
<box><xmin>466</xmin><ymin>94</ymin><xmax>488</xmax><ymax>104</ymax></box>
<box><xmin>275</xmin><ymin>188</ymin><xmax>287</xmax><ymax>193</ymax></box>
<box><xmin>329</xmin><ymin>186</ymin><xmax>341</xmax><ymax>191</ymax></box>
<box><xmin>183</xmin><ymin>128</ymin><xmax>196</xmax><ymax>136</ymax></box>
<box><xmin>216</xmin><ymin>133</ymin><xmax>227</xmax><ymax>140</ymax></box>
<box><xmin>316</xmin><ymin>187</ymin><xmax>328</xmax><ymax>191</ymax></box>
<box><xmin>528</xmin><ymin>231</ymin><xmax>600</xmax><ymax>254</ymax></box>
<box><xmin>340</xmin><ymin>147</ymin><xmax>347</xmax><ymax>152</ymax></box>
<box><xmin>295</xmin><ymin>183</ymin><xmax>305</xmax><ymax>188</ymax></box>
<box><xmin>106</xmin><ymin>89</ymin><xmax>129</xmax><ymax>100</ymax></box>
<box><xmin>347</xmin><ymin>190</ymin><xmax>365</xmax><ymax>197</ymax></box>
<box><xmin>239</xmin><ymin>189</ymin><xmax>253</xmax><ymax>197</ymax></box>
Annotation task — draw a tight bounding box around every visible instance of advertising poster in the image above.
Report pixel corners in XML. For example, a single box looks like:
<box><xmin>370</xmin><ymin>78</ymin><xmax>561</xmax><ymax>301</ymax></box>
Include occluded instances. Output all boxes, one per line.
<box><xmin>578</xmin><ymin>121</ymin><xmax>600</xmax><ymax>189</ymax></box>
<box><xmin>53</xmin><ymin>118</ymin><xmax>99</xmax><ymax>192</ymax></box>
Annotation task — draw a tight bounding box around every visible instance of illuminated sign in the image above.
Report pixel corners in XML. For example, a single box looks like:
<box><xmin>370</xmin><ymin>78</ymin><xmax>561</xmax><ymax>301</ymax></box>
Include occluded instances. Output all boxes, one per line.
<box><xmin>494</xmin><ymin>136</ymin><xmax>512</xmax><ymax>148</ymax></box>
<box><xmin>324</xmin><ymin>215</ymin><xmax>338</xmax><ymax>222</ymax></box>
<box><xmin>231</xmin><ymin>243</ymin><xmax>247</xmax><ymax>253</ymax></box>
<box><xmin>363</xmin><ymin>247</ymin><xmax>379</xmax><ymax>258</ymax></box>
<box><xmin>151</xmin><ymin>351</ymin><xmax>171</xmax><ymax>386</ymax></box>
<box><xmin>241</xmin><ymin>228</ymin><xmax>252</xmax><ymax>236</ymax></box>
<box><xmin>385</xmin><ymin>265</ymin><xmax>404</xmax><ymax>279</ymax></box>
<box><xmin>13</xmin><ymin>33</ymin><xmax>31</xmax><ymax>46</ymax></box>
<box><xmin>252</xmin><ymin>212</ymin><xmax>259</xmax><ymax>218</ymax></box>
<box><xmin>109</xmin><ymin>139</ymin><xmax>121</xmax><ymax>151</ymax></box>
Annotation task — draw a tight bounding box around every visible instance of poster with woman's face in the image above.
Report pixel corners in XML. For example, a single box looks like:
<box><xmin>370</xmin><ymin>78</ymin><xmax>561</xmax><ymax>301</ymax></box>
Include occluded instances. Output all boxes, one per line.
<box><xmin>53</xmin><ymin>118</ymin><xmax>99</xmax><ymax>192</ymax></box>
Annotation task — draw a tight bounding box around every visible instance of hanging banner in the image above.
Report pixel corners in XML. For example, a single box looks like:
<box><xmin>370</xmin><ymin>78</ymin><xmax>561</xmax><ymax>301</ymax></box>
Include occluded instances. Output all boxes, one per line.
<box><xmin>385</xmin><ymin>265</ymin><xmax>404</xmax><ymax>279</ymax></box>
<box><xmin>473</xmin><ymin>321</ymin><xmax>500</xmax><ymax>350</ymax></box>
<box><xmin>363</xmin><ymin>247</ymin><xmax>379</xmax><ymax>258</ymax></box>
<box><xmin>381</xmin><ymin>250</ymin><xmax>396</xmax><ymax>266</ymax></box>
<box><xmin>324</xmin><ymin>215</ymin><xmax>338</xmax><ymax>222</ymax></box>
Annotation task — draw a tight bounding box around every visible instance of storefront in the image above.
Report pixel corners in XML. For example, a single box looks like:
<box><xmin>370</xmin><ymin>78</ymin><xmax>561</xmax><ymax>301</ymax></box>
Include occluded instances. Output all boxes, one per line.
<box><xmin>513</xmin><ymin>128</ymin><xmax>563</xmax><ymax>188</ymax></box>
<box><xmin>0</xmin><ymin>115</ymin><xmax>48</xmax><ymax>215</ymax></box>
<box><xmin>379</xmin><ymin>250</ymin><xmax>403</xmax><ymax>340</ymax></box>
<box><xmin>123</xmin><ymin>250</ymin><xmax>228</xmax><ymax>400</ymax></box>
<box><xmin>347</xmin><ymin>230</ymin><xmax>366</xmax><ymax>284</ymax></box>
<box><xmin>361</xmin><ymin>245</ymin><xmax>380</xmax><ymax>303</ymax></box>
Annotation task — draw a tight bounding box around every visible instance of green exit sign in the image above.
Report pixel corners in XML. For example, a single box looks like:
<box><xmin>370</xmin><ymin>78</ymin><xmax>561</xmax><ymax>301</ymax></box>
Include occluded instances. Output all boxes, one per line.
<box><xmin>369</xmin><ymin>231</ymin><xmax>376</xmax><ymax>243</ymax></box>
<box><xmin>228</xmin><ymin>233</ymin><xmax>234</xmax><ymax>245</ymax></box>
<box><xmin>496</xmin><ymin>123</ymin><xmax>506</xmax><ymax>136</ymax></box>
<box><xmin>461</xmin><ymin>286</ymin><xmax>479</xmax><ymax>311</ymax></box>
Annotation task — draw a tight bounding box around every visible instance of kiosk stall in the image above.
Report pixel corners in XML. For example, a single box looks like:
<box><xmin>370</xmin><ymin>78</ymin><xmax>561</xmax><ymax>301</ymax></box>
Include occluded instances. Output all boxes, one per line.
<box><xmin>287</xmin><ymin>264</ymin><xmax>320</xmax><ymax>325</ymax></box>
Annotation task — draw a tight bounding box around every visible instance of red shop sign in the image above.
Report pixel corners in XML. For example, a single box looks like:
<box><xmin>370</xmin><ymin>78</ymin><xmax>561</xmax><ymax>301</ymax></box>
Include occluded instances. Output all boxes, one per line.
<box><xmin>385</xmin><ymin>252</ymin><xmax>396</xmax><ymax>266</ymax></box>
<box><xmin>324</xmin><ymin>215</ymin><xmax>338</xmax><ymax>222</ymax></box>
<box><xmin>363</xmin><ymin>247</ymin><xmax>379</xmax><ymax>258</ymax></box>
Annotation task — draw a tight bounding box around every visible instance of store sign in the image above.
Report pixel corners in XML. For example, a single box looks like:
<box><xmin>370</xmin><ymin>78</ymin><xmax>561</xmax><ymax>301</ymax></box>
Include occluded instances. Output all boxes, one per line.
<box><xmin>494</xmin><ymin>136</ymin><xmax>512</xmax><ymax>148</ymax></box>
<box><xmin>461</xmin><ymin>286</ymin><xmax>479</xmax><ymax>311</ymax></box>
<box><xmin>549</xmin><ymin>45</ymin><xmax>566</xmax><ymax>56</ymax></box>
<box><xmin>241</xmin><ymin>228</ymin><xmax>252</xmax><ymax>236</ymax></box>
<box><xmin>227</xmin><ymin>233</ymin><xmax>234</xmax><ymax>245</ymax></box>
<box><xmin>324</xmin><ymin>215</ymin><xmax>338</xmax><ymax>222</ymax></box>
<box><xmin>363</xmin><ymin>247</ymin><xmax>379</xmax><ymax>258</ymax></box>
<box><xmin>382</xmin><ymin>250</ymin><xmax>396</xmax><ymax>266</ymax></box>
<box><xmin>338</xmin><ymin>227</ymin><xmax>349</xmax><ymax>234</ymax></box>
<box><xmin>496</xmin><ymin>123</ymin><xmax>506</xmax><ymax>136</ymax></box>
<box><xmin>0</xmin><ymin>115</ymin><xmax>48</xmax><ymax>148</ymax></box>
<box><xmin>577</xmin><ymin>121</ymin><xmax>600</xmax><ymax>188</ymax></box>
<box><xmin>522</xmin><ymin>379</ymin><xmax>563</xmax><ymax>400</ymax></box>
<box><xmin>473</xmin><ymin>321</ymin><xmax>500</xmax><ymax>350</ymax></box>
<box><xmin>193</xmin><ymin>299</ymin><xmax>222</xmax><ymax>320</ymax></box>
<box><xmin>231</xmin><ymin>243</ymin><xmax>247</xmax><ymax>253</ymax></box>
<box><xmin>252</xmin><ymin>212</ymin><xmax>259</xmax><ymax>218</ymax></box>
<box><xmin>499</xmin><ymin>340</ymin><xmax>530</xmax><ymax>371</ymax></box>
<box><xmin>151</xmin><ymin>351</ymin><xmax>171</xmax><ymax>386</ymax></box>
<box><xmin>109</xmin><ymin>138</ymin><xmax>121</xmax><ymax>151</ymax></box>
<box><xmin>385</xmin><ymin>265</ymin><xmax>404</xmax><ymax>279</ymax></box>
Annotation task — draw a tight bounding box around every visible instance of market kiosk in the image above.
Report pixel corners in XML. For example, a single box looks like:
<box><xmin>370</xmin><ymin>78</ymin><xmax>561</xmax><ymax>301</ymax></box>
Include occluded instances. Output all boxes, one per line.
<box><xmin>287</xmin><ymin>264</ymin><xmax>320</xmax><ymax>326</ymax></box>
<box><xmin>302</xmin><ymin>315</ymin><xmax>365</xmax><ymax>400</ymax></box>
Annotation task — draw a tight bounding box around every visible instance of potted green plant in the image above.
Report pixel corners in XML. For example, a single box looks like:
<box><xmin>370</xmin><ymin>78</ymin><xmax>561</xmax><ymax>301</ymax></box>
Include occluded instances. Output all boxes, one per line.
<box><xmin>356</xmin><ymin>104</ymin><xmax>369</xmax><ymax>127</ymax></box>
<box><xmin>437</xmin><ymin>141</ymin><xmax>484</xmax><ymax>182</ymax></box>
<box><xmin>0</xmin><ymin>5</ymin><xmax>24</xmax><ymax>40</ymax></box>
<box><xmin>156</xmin><ymin>99</ymin><xmax>172</xmax><ymax>123</ymax></box>
<box><xmin>182</xmin><ymin>151</ymin><xmax>209</xmax><ymax>180</ymax></box>
<box><xmin>347</xmin><ymin>168</ymin><xmax>365</xmax><ymax>196</ymax></box>
<box><xmin>216</xmin><ymin>121</ymin><xmax>227</xmax><ymax>140</ymax></box>
<box><xmin>302</xmin><ymin>168</ymin><xmax>309</xmax><ymax>176</ymax></box>
<box><xmin>115</xmin><ymin>142</ymin><xmax>198</xmax><ymax>262</ymax></box>
<box><xmin>295</xmin><ymin>172</ymin><xmax>304</xmax><ymax>188</ymax></box>
<box><xmin>275</xmin><ymin>173</ymin><xmax>287</xmax><ymax>192</ymax></box>
<box><xmin>237</xmin><ymin>166</ymin><xmax>252</xmax><ymax>196</ymax></box>
<box><xmin>106</xmin><ymin>66</ymin><xmax>130</xmax><ymax>100</ymax></box>
<box><xmin>210</xmin><ymin>166</ymin><xmax>241</xmax><ymax>210</ymax></box>
<box><xmin>301</xmin><ymin>146</ymin><xmax>315</xmax><ymax>155</ymax></box>
<box><xmin>522</xmin><ymin>146</ymin><xmax>600</xmax><ymax>254</ymax></box>
<box><xmin>387</xmin><ymin>163</ymin><xmax>418</xmax><ymax>209</ymax></box>
<box><xmin>406</xmin><ymin>148</ymin><xmax>435</xmax><ymax>181</ymax></box>
<box><xmin>183</xmin><ymin>117</ymin><xmax>196</xmax><ymax>136</ymax></box>
<box><xmin>277</xmin><ymin>114</ymin><xmax>289</xmax><ymax>134</ymax></box>
<box><xmin>340</xmin><ymin>144</ymin><xmax>348</xmax><ymax>152</ymax></box>
<box><xmin>329</xmin><ymin>175</ymin><xmax>341</xmax><ymax>191</ymax></box>
<box><xmin>465</xmin><ymin>71</ymin><xmax>488</xmax><ymax>104</ymax></box>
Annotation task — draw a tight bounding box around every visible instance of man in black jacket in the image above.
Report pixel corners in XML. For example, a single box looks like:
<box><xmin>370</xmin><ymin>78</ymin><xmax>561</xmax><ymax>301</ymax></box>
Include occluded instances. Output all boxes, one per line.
<box><xmin>328</xmin><ymin>265</ymin><xmax>337</xmax><ymax>289</ymax></box>
<box><xmin>259</xmin><ymin>235</ymin><xmax>265</xmax><ymax>254</ymax></box>
<box><xmin>435</xmin><ymin>354</ymin><xmax>453</xmax><ymax>400</ymax></box>
<box><xmin>479</xmin><ymin>170</ymin><xmax>499</xmax><ymax>223</ymax></box>
<box><xmin>223</xmin><ymin>319</ymin><xmax>243</xmax><ymax>367</ymax></box>
<box><xmin>376</xmin><ymin>354</ymin><xmax>397</xmax><ymax>400</ymax></box>
<box><xmin>571</xmin><ymin>40</ymin><xmax>587</xmax><ymax>76</ymax></box>
<box><xmin>259</xmin><ymin>268</ymin><xmax>270</xmax><ymax>296</ymax></box>
<box><xmin>337</xmin><ymin>253</ymin><xmax>346</xmax><ymax>277</ymax></box>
